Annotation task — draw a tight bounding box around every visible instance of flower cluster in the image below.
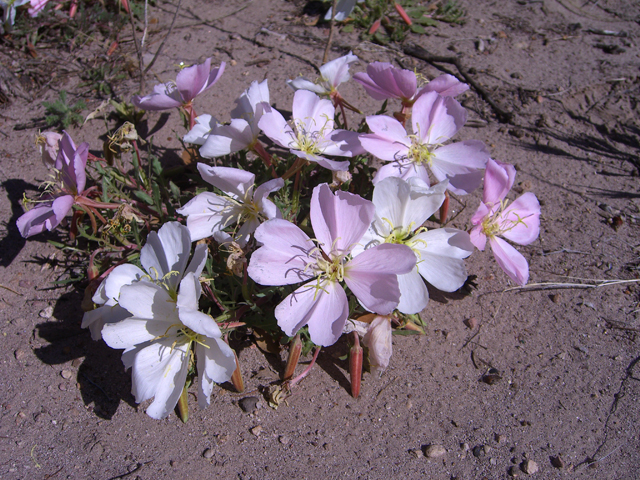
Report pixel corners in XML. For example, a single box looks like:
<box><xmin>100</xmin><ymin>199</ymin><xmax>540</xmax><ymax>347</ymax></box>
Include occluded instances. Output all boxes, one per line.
<box><xmin>19</xmin><ymin>54</ymin><xmax>540</xmax><ymax>417</ymax></box>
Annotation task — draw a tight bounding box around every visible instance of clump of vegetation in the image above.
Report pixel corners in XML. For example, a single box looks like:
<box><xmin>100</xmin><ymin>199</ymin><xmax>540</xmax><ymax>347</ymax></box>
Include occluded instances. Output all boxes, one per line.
<box><xmin>42</xmin><ymin>90</ymin><xmax>85</xmax><ymax>129</ymax></box>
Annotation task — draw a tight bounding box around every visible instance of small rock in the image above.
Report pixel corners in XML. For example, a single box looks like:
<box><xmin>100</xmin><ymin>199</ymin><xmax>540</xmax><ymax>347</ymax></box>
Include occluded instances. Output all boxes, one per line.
<box><xmin>14</xmin><ymin>349</ymin><xmax>26</xmax><ymax>360</ymax></box>
<box><xmin>494</xmin><ymin>433</ymin><xmax>505</xmax><ymax>444</ymax></box>
<box><xmin>58</xmin><ymin>383</ymin><xmax>67</xmax><ymax>391</ymax></box>
<box><xmin>460</xmin><ymin>442</ymin><xmax>470</xmax><ymax>452</ymax></box>
<box><xmin>238</xmin><ymin>396</ymin><xmax>259</xmax><ymax>413</ymax></box>
<box><xmin>476</xmin><ymin>39</ymin><xmax>485</xmax><ymax>52</ymax></box>
<box><xmin>39</xmin><ymin>306</ymin><xmax>54</xmax><ymax>319</ymax></box>
<box><xmin>229</xmin><ymin>59</ymin><xmax>238</xmax><ymax>66</ymax></box>
<box><xmin>550</xmin><ymin>293</ymin><xmax>560</xmax><ymax>303</ymax></box>
<box><xmin>510</xmin><ymin>72</ymin><xmax>522</xmax><ymax>79</ymax></box>
<box><xmin>202</xmin><ymin>448</ymin><xmax>214</xmax><ymax>459</ymax></box>
<box><xmin>490</xmin><ymin>457</ymin><xmax>497</xmax><ymax>465</ymax></box>
<box><xmin>508</xmin><ymin>128</ymin><xmax>525</xmax><ymax>139</ymax></box>
<box><xmin>409</xmin><ymin>448</ymin><xmax>424</xmax><ymax>458</ymax></box>
<box><xmin>90</xmin><ymin>442</ymin><xmax>104</xmax><ymax>459</ymax></box>
<box><xmin>424</xmin><ymin>444</ymin><xmax>446</xmax><ymax>458</ymax></box>
<box><xmin>464</xmin><ymin>317</ymin><xmax>477</xmax><ymax>329</ymax></box>
<box><xmin>472</xmin><ymin>445</ymin><xmax>485</xmax><ymax>458</ymax></box>
<box><xmin>278</xmin><ymin>435</ymin><xmax>290</xmax><ymax>445</ymax></box>
<box><xmin>550</xmin><ymin>455</ymin><xmax>564</xmax><ymax>469</ymax></box>
<box><xmin>508</xmin><ymin>465</ymin><xmax>520</xmax><ymax>477</ymax></box>
<box><xmin>250</xmin><ymin>425</ymin><xmax>263</xmax><ymax>436</ymax></box>
<box><xmin>61</xmin><ymin>370</ymin><xmax>73</xmax><ymax>380</ymax></box>
<box><xmin>522</xmin><ymin>459</ymin><xmax>539</xmax><ymax>474</ymax></box>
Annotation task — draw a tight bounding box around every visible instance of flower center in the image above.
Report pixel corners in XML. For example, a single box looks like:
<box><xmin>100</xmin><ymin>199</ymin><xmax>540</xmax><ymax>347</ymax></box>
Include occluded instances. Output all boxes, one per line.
<box><xmin>407</xmin><ymin>137</ymin><xmax>434</xmax><ymax>166</ymax></box>
<box><xmin>481</xmin><ymin>200</ymin><xmax>528</xmax><ymax>239</ymax></box>
<box><xmin>316</xmin><ymin>252</ymin><xmax>345</xmax><ymax>283</ymax></box>
<box><xmin>292</xmin><ymin>115</ymin><xmax>332</xmax><ymax>156</ymax></box>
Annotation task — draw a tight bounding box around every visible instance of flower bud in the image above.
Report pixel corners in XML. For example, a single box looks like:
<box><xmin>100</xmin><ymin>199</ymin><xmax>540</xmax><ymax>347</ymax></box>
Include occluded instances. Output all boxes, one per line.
<box><xmin>362</xmin><ymin>315</ymin><xmax>392</xmax><ymax>373</ymax></box>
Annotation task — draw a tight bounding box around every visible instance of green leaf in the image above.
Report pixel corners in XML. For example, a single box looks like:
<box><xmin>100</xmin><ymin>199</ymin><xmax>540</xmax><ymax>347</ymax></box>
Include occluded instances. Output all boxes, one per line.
<box><xmin>133</xmin><ymin>190</ymin><xmax>154</xmax><ymax>205</ymax></box>
<box><xmin>342</xmin><ymin>24</ymin><xmax>354</xmax><ymax>33</ymax></box>
<box><xmin>417</xmin><ymin>17</ymin><xmax>438</xmax><ymax>26</ymax></box>
<box><xmin>410</xmin><ymin>24</ymin><xmax>426</xmax><ymax>34</ymax></box>
<box><xmin>169</xmin><ymin>181</ymin><xmax>181</xmax><ymax>200</ymax></box>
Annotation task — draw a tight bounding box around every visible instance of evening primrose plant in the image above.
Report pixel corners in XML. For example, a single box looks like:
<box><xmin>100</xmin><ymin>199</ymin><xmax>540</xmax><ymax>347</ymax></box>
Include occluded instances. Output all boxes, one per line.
<box><xmin>17</xmin><ymin>53</ymin><xmax>540</xmax><ymax>420</ymax></box>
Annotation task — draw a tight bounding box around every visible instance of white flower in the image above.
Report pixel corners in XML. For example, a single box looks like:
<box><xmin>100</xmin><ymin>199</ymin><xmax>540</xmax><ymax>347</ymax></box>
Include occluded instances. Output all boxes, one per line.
<box><xmin>176</xmin><ymin>164</ymin><xmax>284</xmax><ymax>246</ymax></box>
<box><xmin>183</xmin><ymin>114</ymin><xmax>219</xmax><ymax>145</ymax></box>
<box><xmin>287</xmin><ymin>52</ymin><xmax>358</xmax><ymax>97</ymax></box>
<box><xmin>99</xmin><ymin>222</ymin><xmax>236</xmax><ymax>419</ymax></box>
<box><xmin>352</xmin><ymin>177</ymin><xmax>474</xmax><ymax>314</ymax></box>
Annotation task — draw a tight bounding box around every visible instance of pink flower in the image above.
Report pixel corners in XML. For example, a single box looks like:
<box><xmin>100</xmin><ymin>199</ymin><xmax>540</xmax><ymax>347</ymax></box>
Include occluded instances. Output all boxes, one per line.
<box><xmin>353</xmin><ymin>62</ymin><xmax>468</xmax><ymax>105</ymax></box>
<box><xmin>132</xmin><ymin>58</ymin><xmax>225</xmax><ymax>111</ymax></box>
<box><xmin>248</xmin><ymin>184</ymin><xmax>415</xmax><ymax>346</ymax></box>
<box><xmin>469</xmin><ymin>159</ymin><xmax>540</xmax><ymax>286</ymax></box>
<box><xmin>258</xmin><ymin>90</ymin><xmax>363</xmax><ymax>171</ymax></box>
<box><xmin>360</xmin><ymin>91</ymin><xmax>489</xmax><ymax>194</ymax></box>
<box><xmin>17</xmin><ymin>131</ymin><xmax>89</xmax><ymax>237</ymax></box>
<box><xmin>28</xmin><ymin>0</ymin><xmax>50</xmax><ymax>17</ymax></box>
<box><xmin>287</xmin><ymin>52</ymin><xmax>358</xmax><ymax>97</ymax></box>
<box><xmin>36</xmin><ymin>131</ymin><xmax>63</xmax><ymax>167</ymax></box>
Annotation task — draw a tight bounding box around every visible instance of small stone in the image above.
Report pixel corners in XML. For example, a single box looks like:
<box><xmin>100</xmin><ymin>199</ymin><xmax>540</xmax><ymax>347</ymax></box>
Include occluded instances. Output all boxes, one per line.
<box><xmin>409</xmin><ymin>448</ymin><xmax>424</xmax><ymax>458</ymax></box>
<box><xmin>229</xmin><ymin>59</ymin><xmax>237</xmax><ymax>66</ymax></box>
<box><xmin>279</xmin><ymin>435</ymin><xmax>290</xmax><ymax>445</ymax></box>
<box><xmin>522</xmin><ymin>459</ymin><xmax>539</xmax><ymax>474</ymax></box>
<box><xmin>464</xmin><ymin>317</ymin><xmax>477</xmax><ymax>329</ymax></box>
<box><xmin>510</xmin><ymin>72</ymin><xmax>522</xmax><ymax>79</ymax></box>
<box><xmin>460</xmin><ymin>442</ymin><xmax>470</xmax><ymax>452</ymax></box>
<box><xmin>550</xmin><ymin>294</ymin><xmax>560</xmax><ymax>303</ymax></box>
<box><xmin>424</xmin><ymin>444</ymin><xmax>446</xmax><ymax>458</ymax></box>
<box><xmin>58</xmin><ymin>383</ymin><xmax>67</xmax><ymax>391</ymax></box>
<box><xmin>238</xmin><ymin>396</ymin><xmax>259</xmax><ymax>413</ymax></box>
<box><xmin>550</xmin><ymin>455</ymin><xmax>564</xmax><ymax>469</ymax></box>
<box><xmin>494</xmin><ymin>433</ymin><xmax>505</xmax><ymax>444</ymax></box>
<box><xmin>490</xmin><ymin>457</ymin><xmax>497</xmax><ymax>465</ymax></box>
<box><xmin>250</xmin><ymin>425</ymin><xmax>263</xmax><ymax>436</ymax></box>
<box><xmin>39</xmin><ymin>306</ymin><xmax>54</xmax><ymax>319</ymax></box>
<box><xmin>508</xmin><ymin>128</ymin><xmax>525</xmax><ymax>139</ymax></box>
<box><xmin>90</xmin><ymin>442</ymin><xmax>104</xmax><ymax>459</ymax></box>
<box><xmin>202</xmin><ymin>448</ymin><xmax>214</xmax><ymax>459</ymax></box>
<box><xmin>472</xmin><ymin>445</ymin><xmax>485</xmax><ymax>458</ymax></box>
<box><xmin>508</xmin><ymin>465</ymin><xmax>520</xmax><ymax>477</ymax></box>
<box><xmin>61</xmin><ymin>370</ymin><xmax>73</xmax><ymax>380</ymax></box>
<box><xmin>14</xmin><ymin>349</ymin><xmax>26</xmax><ymax>360</ymax></box>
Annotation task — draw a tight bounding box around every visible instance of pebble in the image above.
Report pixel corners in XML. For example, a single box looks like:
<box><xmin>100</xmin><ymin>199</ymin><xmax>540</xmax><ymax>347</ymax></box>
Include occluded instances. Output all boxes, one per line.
<box><xmin>59</xmin><ymin>383</ymin><xmax>67</xmax><ymax>391</ymax></box>
<box><xmin>550</xmin><ymin>455</ymin><xmax>564</xmax><ymax>469</ymax></box>
<box><xmin>494</xmin><ymin>433</ymin><xmax>505</xmax><ymax>444</ymax></box>
<box><xmin>250</xmin><ymin>425</ymin><xmax>263</xmax><ymax>436</ymax></box>
<box><xmin>14</xmin><ymin>349</ymin><xmax>26</xmax><ymax>360</ymax></box>
<box><xmin>464</xmin><ymin>317</ymin><xmax>477</xmax><ymax>329</ymax></box>
<box><xmin>424</xmin><ymin>444</ymin><xmax>446</xmax><ymax>458</ymax></box>
<box><xmin>508</xmin><ymin>465</ymin><xmax>520</xmax><ymax>477</ymax></box>
<box><xmin>409</xmin><ymin>448</ymin><xmax>423</xmax><ymax>458</ymax></box>
<box><xmin>239</xmin><ymin>396</ymin><xmax>259</xmax><ymax>413</ymax></box>
<box><xmin>460</xmin><ymin>442</ymin><xmax>470</xmax><ymax>452</ymax></box>
<box><xmin>472</xmin><ymin>445</ymin><xmax>485</xmax><ymax>458</ymax></box>
<box><xmin>522</xmin><ymin>459</ymin><xmax>539</xmax><ymax>474</ymax></box>
<box><xmin>202</xmin><ymin>448</ymin><xmax>214</xmax><ymax>459</ymax></box>
<box><xmin>90</xmin><ymin>442</ymin><xmax>104</xmax><ymax>459</ymax></box>
<box><xmin>39</xmin><ymin>306</ymin><xmax>54</xmax><ymax>318</ymax></box>
<box><xmin>278</xmin><ymin>435</ymin><xmax>290</xmax><ymax>445</ymax></box>
<box><xmin>61</xmin><ymin>370</ymin><xmax>73</xmax><ymax>380</ymax></box>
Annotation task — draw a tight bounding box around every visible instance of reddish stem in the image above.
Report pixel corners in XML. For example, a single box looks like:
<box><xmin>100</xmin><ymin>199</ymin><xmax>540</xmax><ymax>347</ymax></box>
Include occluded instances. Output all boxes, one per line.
<box><xmin>289</xmin><ymin>347</ymin><xmax>321</xmax><ymax>387</ymax></box>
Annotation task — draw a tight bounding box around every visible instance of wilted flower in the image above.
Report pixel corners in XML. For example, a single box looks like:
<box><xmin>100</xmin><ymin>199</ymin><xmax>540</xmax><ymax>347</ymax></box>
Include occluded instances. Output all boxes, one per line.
<box><xmin>17</xmin><ymin>131</ymin><xmax>89</xmax><ymax>237</ymax></box>
<box><xmin>258</xmin><ymin>90</ymin><xmax>363</xmax><ymax>171</ymax></box>
<box><xmin>362</xmin><ymin>315</ymin><xmax>392</xmax><ymax>373</ymax></box>
<box><xmin>132</xmin><ymin>58</ymin><xmax>225</xmax><ymax>111</ymax></box>
<box><xmin>99</xmin><ymin>222</ymin><xmax>236</xmax><ymax>419</ymax></box>
<box><xmin>470</xmin><ymin>159</ymin><xmax>540</xmax><ymax>286</ymax></box>
<box><xmin>360</xmin><ymin>91</ymin><xmax>489</xmax><ymax>194</ymax></box>
<box><xmin>248</xmin><ymin>184</ymin><xmax>416</xmax><ymax>346</ymax></box>
<box><xmin>36</xmin><ymin>131</ymin><xmax>63</xmax><ymax>167</ymax></box>
<box><xmin>176</xmin><ymin>164</ymin><xmax>284</xmax><ymax>246</ymax></box>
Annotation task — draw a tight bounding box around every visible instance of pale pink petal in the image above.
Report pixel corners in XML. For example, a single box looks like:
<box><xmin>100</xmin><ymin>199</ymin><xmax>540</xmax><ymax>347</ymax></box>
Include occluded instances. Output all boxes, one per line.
<box><xmin>293</xmin><ymin>150</ymin><xmax>350</xmax><ymax>171</ymax></box>
<box><xmin>200</xmin><ymin>61</ymin><xmax>225</xmax><ymax>95</ymax></box>
<box><xmin>176</xmin><ymin>58</ymin><xmax>211</xmax><ymax>103</ymax></box>
<box><xmin>344</xmin><ymin>243</ymin><xmax>415</xmax><ymax>314</ymax></box>
<box><xmin>469</xmin><ymin>224</ymin><xmax>487</xmax><ymax>251</ymax></box>
<box><xmin>199</xmin><ymin>119</ymin><xmax>253</xmax><ymax>157</ymax></box>
<box><xmin>490</xmin><ymin>236</ymin><xmax>530</xmax><ymax>286</ymax></box>
<box><xmin>412</xmin><ymin>92</ymin><xmax>466</xmax><ymax>144</ymax></box>
<box><xmin>430</xmin><ymin>140</ymin><xmax>490</xmax><ymax>194</ymax></box>
<box><xmin>81</xmin><ymin>304</ymin><xmax>131</xmax><ymax>341</ymax></box>
<box><xmin>102</xmin><ymin>264</ymin><xmax>145</xmax><ymax>301</ymax></box>
<box><xmin>322</xmin><ymin>129</ymin><xmax>365</xmax><ymax>156</ymax></box>
<box><xmin>416</xmin><ymin>74</ymin><xmax>469</xmax><ymax>98</ymax></box>
<box><xmin>253</xmin><ymin>178</ymin><xmax>285</xmax><ymax>218</ymax></box>
<box><xmin>184</xmin><ymin>114</ymin><xmax>218</xmax><ymax>145</ymax></box>
<box><xmin>258</xmin><ymin>107</ymin><xmax>297</xmax><ymax>149</ymax></box>
<box><xmin>353</xmin><ymin>72</ymin><xmax>391</xmax><ymax>101</ymax></box>
<box><xmin>483</xmin><ymin>158</ymin><xmax>516</xmax><ymax>204</ymax></box>
<box><xmin>132</xmin><ymin>83</ymin><xmax>183</xmax><ymax>110</ymax></box>
<box><xmin>118</xmin><ymin>281</ymin><xmax>177</xmax><ymax>322</ymax></box>
<box><xmin>501</xmin><ymin>193</ymin><xmax>540</xmax><ymax>246</ymax></box>
<box><xmin>364</xmin><ymin>62</ymin><xmax>417</xmax><ymax>100</ymax></box>
<box><xmin>176</xmin><ymin>192</ymin><xmax>233</xmax><ymax>241</ymax></box>
<box><xmin>310</xmin><ymin>184</ymin><xmax>375</xmax><ymax>256</ymax></box>
<box><xmin>372</xmin><ymin>161</ymin><xmax>430</xmax><ymax>186</ymax></box>
<box><xmin>320</xmin><ymin>52</ymin><xmax>358</xmax><ymax>88</ymax></box>
<box><xmin>366</xmin><ymin>115</ymin><xmax>411</xmax><ymax>145</ymax></box>
<box><xmin>17</xmin><ymin>202</ymin><xmax>54</xmax><ymax>237</ymax></box>
<box><xmin>274</xmin><ymin>281</ymin><xmax>323</xmax><ymax>337</ymax></box>
<box><xmin>248</xmin><ymin>219</ymin><xmax>317</xmax><ymax>286</ymax></box>
<box><xmin>287</xmin><ymin>77</ymin><xmax>325</xmax><ymax>94</ymax></box>
<box><xmin>196</xmin><ymin>164</ymin><xmax>255</xmax><ymax>199</ymax></box>
<box><xmin>292</xmin><ymin>90</ymin><xmax>335</xmax><ymax>135</ymax></box>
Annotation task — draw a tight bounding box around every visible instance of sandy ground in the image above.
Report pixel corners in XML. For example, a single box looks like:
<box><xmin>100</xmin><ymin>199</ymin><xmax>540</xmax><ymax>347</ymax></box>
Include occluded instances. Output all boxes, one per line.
<box><xmin>0</xmin><ymin>0</ymin><xmax>639</xmax><ymax>478</ymax></box>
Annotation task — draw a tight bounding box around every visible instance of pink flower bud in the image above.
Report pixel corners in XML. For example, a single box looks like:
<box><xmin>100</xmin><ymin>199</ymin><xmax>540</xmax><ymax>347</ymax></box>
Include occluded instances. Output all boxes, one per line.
<box><xmin>37</xmin><ymin>131</ymin><xmax>62</xmax><ymax>167</ymax></box>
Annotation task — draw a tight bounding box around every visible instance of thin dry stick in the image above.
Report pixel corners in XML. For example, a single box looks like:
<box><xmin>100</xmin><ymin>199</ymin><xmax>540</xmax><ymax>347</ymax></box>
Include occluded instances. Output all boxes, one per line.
<box><xmin>505</xmin><ymin>278</ymin><xmax>640</xmax><ymax>292</ymax></box>
<box><xmin>144</xmin><ymin>0</ymin><xmax>183</xmax><ymax>74</ymax></box>
<box><xmin>323</xmin><ymin>0</ymin><xmax>338</xmax><ymax>64</ymax></box>
<box><xmin>127</xmin><ymin>5</ymin><xmax>145</xmax><ymax>91</ymax></box>
<box><xmin>141</xmin><ymin>0</ymin><xmax>149</xmax><ymax>48</ymax></box>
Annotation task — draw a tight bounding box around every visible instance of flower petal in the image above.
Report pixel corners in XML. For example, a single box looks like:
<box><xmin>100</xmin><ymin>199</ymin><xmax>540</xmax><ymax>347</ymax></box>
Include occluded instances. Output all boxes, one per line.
<box><xmin>416</xmin><ymin>74</ymin><xmax>469</xmax><ymax>98</ymax></box>
<box><xmin>412</xmin><ymin>92</ymin><xmax>466</xmax><ymax>144</ymax></box>
<box><xmin>310</xmin><ymin>183</ymin><xmax>375</xmax><ymax>256</ymax></box>
<box><xmin>345</xmin><ymin>243</ymin><xmax>416</xmax><ymax>314</ymax></box>
<box><xmin>430</xmin><ymin>140</ymin><xmax>490</xmax><ymax>194</ymax></box>
<box><xmin>196</xmin><ymin>164</ymin><xmax>255</xmax><ymax>199</ymax></box>
<box><xmin>248</xmin><ymin>219</ymin><xmax>317</xmax><ymax>286</ymax></box>
<box><xmin>176</xmin><ymin>191</ymin><xmax>234</xmax><ymax>241</ymax></box>
<box><xmin>258</xmin><ymin>106</ymin><xmax>297</xmax><ymax>149</ymax></box>
<box><xmin>81</xmin><ymin>304</ymin><xmax>132</xmax><ymax>341</ymax></box>
<box><xmin>184</xmin><ymin>114</ymin><xmax>218</xmax><ymax>145</ymax></box>
<box><xmin>140</xmin><ymin>222</ymin><xmax>192</xmax><ymax>287</ymax></box>
<box><xmin>396</xmin><ymin>267</ymin><xmax>429</xmax><ymax>314</ymax></box>
<box><xmin>196</xmin><ymin>338</ymin><xmax>236</xmax><ymax>408</ymax></box>
<box><xmin>489</xmin><ymin>236</ymin><xmax>530</xmax><ymax>286</ymax></box>
<box><xmin>292</xmin><ymin>90</ymin><xmax>335</xmax><ymax>135</ymax></box>
<box><xmin>319</xmin><ymin>51</ymin><xmax>358</xmax><ymax>88</ymax></box>
<box><xmin>483</xmin><ymin>158</ymin><xmax>516</xmax><ymax>204</ymax></box>
<box><xmin>501</xmin><ymin>193</ymin><xmax>540</xmax><ymax>246</ymax></box>
<box><xmin>176</xmin><ymin>58</ymin><xmax>211</xmax><ymax>103</ymax></box>
<box><xmin>118</xmin><ymin>281</ymin><xmax>178</xmax><ymax>322</ymax></box>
